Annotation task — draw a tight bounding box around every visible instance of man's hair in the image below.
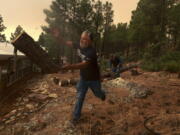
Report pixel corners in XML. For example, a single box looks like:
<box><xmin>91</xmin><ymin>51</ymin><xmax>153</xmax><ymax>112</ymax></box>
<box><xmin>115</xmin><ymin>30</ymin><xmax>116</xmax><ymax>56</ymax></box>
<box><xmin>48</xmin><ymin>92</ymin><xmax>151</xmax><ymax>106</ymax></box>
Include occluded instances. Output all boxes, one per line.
<box><xmin>82</xmin><ymin>30</ymin><xmax>93</xmax><ymax>41</ymax></box>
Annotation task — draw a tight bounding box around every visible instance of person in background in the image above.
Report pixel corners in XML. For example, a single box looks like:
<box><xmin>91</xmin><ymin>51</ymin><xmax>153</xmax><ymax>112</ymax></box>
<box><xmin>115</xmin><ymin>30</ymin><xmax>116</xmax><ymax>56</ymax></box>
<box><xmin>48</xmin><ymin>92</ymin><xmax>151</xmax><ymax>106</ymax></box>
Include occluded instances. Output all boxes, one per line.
<box><xmin>109</xmin><ymin>54</ymin><xmax>123</xmax><ymax>77</ymax></box>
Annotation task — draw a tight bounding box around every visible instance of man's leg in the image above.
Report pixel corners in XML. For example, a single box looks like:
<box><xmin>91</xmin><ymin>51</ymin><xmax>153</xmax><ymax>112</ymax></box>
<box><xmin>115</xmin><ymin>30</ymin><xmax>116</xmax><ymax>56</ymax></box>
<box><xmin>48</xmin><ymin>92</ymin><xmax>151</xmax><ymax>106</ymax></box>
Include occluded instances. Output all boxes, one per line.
<box><xmin>73</xmin><ymin>79</ymin><xmax>88</xmax><ymax>120</ymax></box>
<box><xmin>88</xmin><ymin>81</ymin><xmax>106</xmax><ymax>101</ymax></box>
<box><xmin>115</xmin><ymin>67</ymin><xmax>120</xmax><ymax>77</ymax></box>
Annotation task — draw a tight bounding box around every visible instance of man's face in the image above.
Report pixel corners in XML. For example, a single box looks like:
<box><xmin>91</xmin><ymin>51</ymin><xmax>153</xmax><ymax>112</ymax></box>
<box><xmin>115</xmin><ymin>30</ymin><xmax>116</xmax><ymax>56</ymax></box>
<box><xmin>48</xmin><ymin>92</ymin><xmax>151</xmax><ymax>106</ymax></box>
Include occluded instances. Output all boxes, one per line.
<box><xmin>80</xmin><ymin>33</ymin><xmax>91</xmax><ymax>48</ymax></box>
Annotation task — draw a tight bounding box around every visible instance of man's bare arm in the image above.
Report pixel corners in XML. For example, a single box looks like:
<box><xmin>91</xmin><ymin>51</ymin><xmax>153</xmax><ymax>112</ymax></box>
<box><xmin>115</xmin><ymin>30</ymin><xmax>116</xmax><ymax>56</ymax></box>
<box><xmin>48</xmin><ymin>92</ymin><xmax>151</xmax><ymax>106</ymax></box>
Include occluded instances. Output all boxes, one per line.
<box><xmin>51</xmin><ymin>28</ymin><xmax>73</xmax><ymax>47</ymax></box>
<box><xmin>62</xmin><ymin>61</ymin><xmax>90</xmax><ymax>70</ymax></box>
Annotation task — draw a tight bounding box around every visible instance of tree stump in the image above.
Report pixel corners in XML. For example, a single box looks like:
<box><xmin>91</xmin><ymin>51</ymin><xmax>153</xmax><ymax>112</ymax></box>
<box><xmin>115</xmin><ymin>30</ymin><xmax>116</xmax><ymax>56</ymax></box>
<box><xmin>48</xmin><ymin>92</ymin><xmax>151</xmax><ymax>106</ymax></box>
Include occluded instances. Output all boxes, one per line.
<box><xmin>131</xmin><ymin>69</ymin><xmax>140</xmax><ymax>76</ymax></box>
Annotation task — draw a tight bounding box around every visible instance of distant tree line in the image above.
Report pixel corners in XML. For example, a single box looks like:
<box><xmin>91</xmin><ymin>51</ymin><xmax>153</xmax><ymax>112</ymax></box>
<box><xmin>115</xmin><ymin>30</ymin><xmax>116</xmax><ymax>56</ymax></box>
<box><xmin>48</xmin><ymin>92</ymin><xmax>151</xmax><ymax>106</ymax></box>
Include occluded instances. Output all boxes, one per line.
<box><xmin>0</xmin><ymin>0</ymin><xmax>179</xmax><ymax>72</ymax></box>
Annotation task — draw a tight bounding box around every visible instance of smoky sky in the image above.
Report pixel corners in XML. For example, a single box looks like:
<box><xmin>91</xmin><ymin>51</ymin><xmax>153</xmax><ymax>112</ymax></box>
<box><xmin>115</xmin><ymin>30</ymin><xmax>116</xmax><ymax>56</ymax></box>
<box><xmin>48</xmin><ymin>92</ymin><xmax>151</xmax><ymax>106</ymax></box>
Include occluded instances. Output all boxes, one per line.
<box><xmin>0</xmin><ymin>0</ymin><xmax>139</xmax><ymax>41</ymax></box>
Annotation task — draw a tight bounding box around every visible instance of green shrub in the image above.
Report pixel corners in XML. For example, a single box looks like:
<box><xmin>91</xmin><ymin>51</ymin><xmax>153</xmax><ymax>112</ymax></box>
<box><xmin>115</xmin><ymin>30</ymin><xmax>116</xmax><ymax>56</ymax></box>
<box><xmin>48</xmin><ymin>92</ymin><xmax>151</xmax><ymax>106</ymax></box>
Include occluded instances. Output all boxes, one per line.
<box><xmin>141</xmin><ymin>60</ymin><xmax>162</xmax><ymax>72</ymax></box>
<box><xmin>162</xmin><ymin>60</ymin><xmax>180</xmax><ymax>73</ymax></box>
<box><xmin>99</xmin><ymin>58</ymin><xmax>109</xmax><ymax>72</ymax></box>
<box><xmin>141</xmin><ymin>51</ymin><xmax>180</xmax><ymax>72</ymax></box>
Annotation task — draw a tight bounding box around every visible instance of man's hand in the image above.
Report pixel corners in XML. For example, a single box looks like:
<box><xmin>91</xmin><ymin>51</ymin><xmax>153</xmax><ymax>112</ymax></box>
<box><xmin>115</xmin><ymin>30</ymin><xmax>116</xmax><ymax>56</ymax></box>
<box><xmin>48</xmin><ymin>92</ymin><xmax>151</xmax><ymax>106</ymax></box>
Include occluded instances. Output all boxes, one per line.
<box><xmin>51</xmin><ymin>28</ymin><xmax>60</xmax><ymax>38</ymax></box>
<box><xmin>51</xmin><ymin>28</ymin><xmax>73</xmax><ymax>47</ymax></box>
<box><xmin>61</xmin><ymin>61</ymin><xmax>89</xmax><ymax>71</ymax></box>
<box><xmin>61</xmin><ymin>65</ymin><xmax>72</xmax><ymax>70</ymax></box>
<box><xmin>65</xmin><ymin>41</ymin><xmax>73</xmax><ymax>47</ymax></box>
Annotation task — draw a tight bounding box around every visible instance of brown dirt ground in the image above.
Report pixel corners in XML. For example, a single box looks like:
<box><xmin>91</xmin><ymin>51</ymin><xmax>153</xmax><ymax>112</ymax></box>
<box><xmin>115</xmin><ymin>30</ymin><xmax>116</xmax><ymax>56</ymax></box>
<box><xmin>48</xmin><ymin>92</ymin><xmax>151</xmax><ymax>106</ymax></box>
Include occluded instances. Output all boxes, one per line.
<box><xmin>0</xmin><ymin>69</ymin><xmax>179</xmax><ymax>135</ymax></box>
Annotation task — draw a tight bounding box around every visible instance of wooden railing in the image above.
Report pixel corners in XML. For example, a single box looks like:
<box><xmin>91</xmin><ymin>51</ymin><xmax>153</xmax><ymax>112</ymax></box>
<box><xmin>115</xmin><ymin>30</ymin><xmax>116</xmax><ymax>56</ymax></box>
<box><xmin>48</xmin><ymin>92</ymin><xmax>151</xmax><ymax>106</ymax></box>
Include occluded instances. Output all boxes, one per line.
<box><xmin>6</xmin><ymin>67</ymin><xmax>32</xmax><ymax>87</ymax></box>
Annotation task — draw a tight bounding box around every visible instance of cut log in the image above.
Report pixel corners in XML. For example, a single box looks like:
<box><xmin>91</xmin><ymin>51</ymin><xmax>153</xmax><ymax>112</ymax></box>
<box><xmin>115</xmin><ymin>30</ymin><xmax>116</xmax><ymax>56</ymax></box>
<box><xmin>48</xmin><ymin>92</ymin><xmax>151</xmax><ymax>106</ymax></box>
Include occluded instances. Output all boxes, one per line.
<box><xmin>101</xmin><ymin>72</ymin><xmax>112</xmax><ymax>78</ymax></box>
<box><xmin>69</xmin><ymin>79</ymin><xmax>78</xmax><ymax>85</ymax></box>
<box><xmin>131</xmin><ymin>69</ymin><xmax>140</xmax><ymax>76</ymax></box>
<box><xmin>53</xmin><ymin>77</ymin><xmax>60</xmax><ymax>85</ymax></box>
<box><xmin>102</xmin><ymin>64</ymin><xmax>139</xmax><ymax>79</ymax></box>
<box><xmin>11</xmin><ymin>32</ymin><xmax>60</xmax><ymax>73</ymax></box>
<box><xmin>119</xmin><ymin>64</ymin><xmax>138</xmax><ymax>73</ymax></box>
<box><xmin>52</xmin><ymin>77</ymin><xmax>78</xmax><ymax>86</ymax></box>
<box><xmin>178</xmin><ymin>73</ymin><xmax>180</xmax><ymax>79</ymax></box>
<box><xmin>59</xmin><ymin>79</ymin><xmax>69</xmax><ymax>87</ymax></box>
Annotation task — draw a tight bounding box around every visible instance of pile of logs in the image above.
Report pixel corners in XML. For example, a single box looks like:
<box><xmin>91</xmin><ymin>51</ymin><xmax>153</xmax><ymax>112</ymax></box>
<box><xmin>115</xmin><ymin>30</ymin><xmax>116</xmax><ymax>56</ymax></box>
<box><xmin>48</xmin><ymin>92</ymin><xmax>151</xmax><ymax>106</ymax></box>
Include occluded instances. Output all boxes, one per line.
<box><xmin>53</xmin><ymin>77</ymin><xmax>78</xmax><ymax>86</ymax></box>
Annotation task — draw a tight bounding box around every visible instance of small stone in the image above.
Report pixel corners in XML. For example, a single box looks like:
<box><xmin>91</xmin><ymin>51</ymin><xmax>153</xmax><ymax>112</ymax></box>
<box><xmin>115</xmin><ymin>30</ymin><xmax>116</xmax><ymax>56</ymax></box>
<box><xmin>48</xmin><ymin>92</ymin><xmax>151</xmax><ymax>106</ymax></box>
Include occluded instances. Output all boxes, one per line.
<box><xmin>23</xmin><ymin>112</ymin><xmax>28</xmax><ymax>116</ymax></box>
<box><xmin>18</xmin><ymin>107</ymin><xmax>24</xmax><ymax>111</ymax></box>
<box><xmin>48</xmin><ymin>93</ymin><xmax>58</xmax><ymax>98</ymax></box>
<box><xmin>19</xmin><ymin>102</ymin><xmax>25</xmax><ymax>105</ymax></box>
<box><xmin>108</xmin><ymin>99</ymin><xmax>115</xmax><ymax>105</ymax></box>
<box><xmin>5</xmin><ymin>120</ymin><xmax>12</xmax><ymax>124</ymax></box>
<box><xmin>40</xmin><ymin>89</ymin><xmax>48</xmax><ymax>94</ymax></box>
<box><xmin>0</xmin><ymin>125</ymin><xmax>4</xmax><ymax>130</ymax></box>
<box><xmin>2</xmin><ymin>119</ymin><xmax>6</xmax><ymax>122</ymax></box>
<box><xmin>17</xmin><ymin>113</ymin><xmax>21</xmax><ymax>117</ymax></box>
<box><xmin>21</xmin><ymin>116</ymin><xmax>25</xmax><ymax>119</ymax></box>
<box><xmin>85</xmin><ymin>104</ymin><xmax>93</xmax><ymax>110</ymax></box>
<box><xmin>26</xmin><ymin>104</ymin><xmax>35</xmax><ymax>110</ymax></box>
<box><xmin>11</xmin><ymin>110</ymin><xmax>17</xmax><ymax>114</ymax></box>
<box><xmin>23</xmin><ymin>98</ymin><xmax>29</xmax><ymax>102</ymax></box>
<box><xmin>16</xmin><ymin>98</ymin><xmax>21</xmax><ymax>102</ymax></box>
<box><xmin>4</xmin><ymin>110</ymin><xmax>17</xmax><ymax>119</ymax></box>
<box><xmin>69</xmin><ymin>129</ymin><xmax>73</xmax><ymax>133</ymax></box>
<box><xmin>10</xmin><ymin>116</ymin><xmax>16</xmax><ymax>120</ymax></box>
<box><xmin>62</xmin><ymin>91</ymin><xmax>66</xmax><ymax>94</ymax></box>
<box><xmin>31</xmin><ymin>89</ymin><xmax>40</xmax><ymax>93</ymax></box>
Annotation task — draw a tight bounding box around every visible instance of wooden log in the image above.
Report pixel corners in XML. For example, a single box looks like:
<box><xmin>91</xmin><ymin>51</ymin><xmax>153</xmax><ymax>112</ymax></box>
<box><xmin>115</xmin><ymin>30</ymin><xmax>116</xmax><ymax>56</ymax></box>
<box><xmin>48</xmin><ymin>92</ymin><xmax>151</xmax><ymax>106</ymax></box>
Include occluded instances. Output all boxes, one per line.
<box><xmin>178</xmin><ymin>73</ymin><xmax>180</xmax><ymax>79</ymax></box>
<box><xmin>53</xmin><ymin>77</ymin><xmax>60</xmax><ymax>85</ymax></box>
<box><xmin>59</xmin><ymin>79</ymin><xmax>69</xmax><ymax>87</ymax></box>
<box><xmin>131</xmin><ymin>69</ymin><xmax>140</xmax><ymax>76</ymax></box>
<box><xmin>11</xmin><ymin>32</ymin><xmax>60</xmax><ymax>73</ymax></box>
<box><xmin>102</xmin><ymin>64</ymin><xmax>139</xmax><ymax>79</ymax></box>
<box><xmin>69</xmin><ymin>79</ymin><xmax>78</xmax><ymax>85</ymax></box>
<box><xmin>52</xmin><ymin>77</ymin><xmax>78</xmax><ymax>86</ymax></box>
<box><xmin>119</xmin><ymin>64</ymin><xmax>138</xmax><ymax>73</ymax></box>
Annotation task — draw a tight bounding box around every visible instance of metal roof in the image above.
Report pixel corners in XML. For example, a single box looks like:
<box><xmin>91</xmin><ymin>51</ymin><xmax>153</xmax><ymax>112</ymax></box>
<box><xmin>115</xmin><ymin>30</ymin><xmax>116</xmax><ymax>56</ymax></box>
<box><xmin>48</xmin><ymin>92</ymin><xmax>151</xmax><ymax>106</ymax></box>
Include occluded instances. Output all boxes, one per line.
<box><xmin>0</xmin><ymin>42</ymin><xmax>25</xmax><ymax>60</ymax></box>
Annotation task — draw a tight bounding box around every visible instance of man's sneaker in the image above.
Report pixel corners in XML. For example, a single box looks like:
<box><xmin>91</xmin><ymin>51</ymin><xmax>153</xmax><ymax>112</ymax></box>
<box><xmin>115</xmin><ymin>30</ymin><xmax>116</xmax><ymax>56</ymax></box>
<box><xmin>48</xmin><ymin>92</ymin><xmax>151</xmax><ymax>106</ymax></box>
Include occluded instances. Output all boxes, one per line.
<box><xmin>101</xmin><ymin>93</ymin><xmax>106</xmax><ymax>101</ymax></box>
<box><xmin>69</xmin><ymin>118</ymin><xmax>79</xmax><ymax>126</ymax></box>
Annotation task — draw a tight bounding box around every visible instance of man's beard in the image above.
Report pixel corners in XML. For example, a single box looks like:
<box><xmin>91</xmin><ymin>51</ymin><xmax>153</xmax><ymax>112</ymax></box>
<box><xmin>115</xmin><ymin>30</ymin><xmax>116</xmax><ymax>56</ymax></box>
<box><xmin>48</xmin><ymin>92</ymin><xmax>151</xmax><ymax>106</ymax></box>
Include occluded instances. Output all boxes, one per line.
<box><xmin>80</xmin><ymin>42</ymin><xmax>89</xmax><ymax>48</ymax></box>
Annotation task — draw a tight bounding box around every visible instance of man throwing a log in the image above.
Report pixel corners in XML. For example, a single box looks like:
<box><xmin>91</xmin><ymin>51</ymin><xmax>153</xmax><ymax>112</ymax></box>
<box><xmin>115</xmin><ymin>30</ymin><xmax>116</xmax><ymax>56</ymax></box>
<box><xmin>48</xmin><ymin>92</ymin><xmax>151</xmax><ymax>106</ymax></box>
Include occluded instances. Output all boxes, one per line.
<box><xmin>52</xmin><ymin>29</ymin><xmax>106</xmax><ymax>124</ymax></box>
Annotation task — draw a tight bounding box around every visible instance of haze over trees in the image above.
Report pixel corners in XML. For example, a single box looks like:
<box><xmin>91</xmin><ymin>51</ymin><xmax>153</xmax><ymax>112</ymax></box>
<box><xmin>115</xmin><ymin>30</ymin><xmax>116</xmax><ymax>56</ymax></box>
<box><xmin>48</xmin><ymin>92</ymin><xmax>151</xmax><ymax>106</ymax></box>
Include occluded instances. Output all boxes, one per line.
<box><xmin>0</xmin><ymin>0</ymin><xmax>179</xmax><ymax>72</ymax></box>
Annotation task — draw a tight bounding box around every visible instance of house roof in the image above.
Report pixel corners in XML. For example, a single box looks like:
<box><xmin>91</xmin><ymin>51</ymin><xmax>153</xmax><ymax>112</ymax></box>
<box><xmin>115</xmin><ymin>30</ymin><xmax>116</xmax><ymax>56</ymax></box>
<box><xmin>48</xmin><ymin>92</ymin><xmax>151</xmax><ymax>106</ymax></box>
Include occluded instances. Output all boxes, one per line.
<box><xmin>0</xmin><ymin>42</ymin><xmax>25</xmax><ymax>60</ymax></box>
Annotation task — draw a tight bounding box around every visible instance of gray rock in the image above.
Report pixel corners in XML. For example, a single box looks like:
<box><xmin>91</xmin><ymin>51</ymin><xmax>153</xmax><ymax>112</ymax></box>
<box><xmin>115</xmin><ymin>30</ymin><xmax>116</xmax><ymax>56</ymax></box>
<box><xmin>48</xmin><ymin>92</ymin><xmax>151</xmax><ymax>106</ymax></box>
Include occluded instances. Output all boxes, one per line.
<box><xmin>130</xmin><ymin>86</ymin><xmax>153</xmax><ymax>99</ymax></box>
<box><xmin>23</xmin><ymin>98</ymin><xmax>29</xmax><ymax>102</ymax></box>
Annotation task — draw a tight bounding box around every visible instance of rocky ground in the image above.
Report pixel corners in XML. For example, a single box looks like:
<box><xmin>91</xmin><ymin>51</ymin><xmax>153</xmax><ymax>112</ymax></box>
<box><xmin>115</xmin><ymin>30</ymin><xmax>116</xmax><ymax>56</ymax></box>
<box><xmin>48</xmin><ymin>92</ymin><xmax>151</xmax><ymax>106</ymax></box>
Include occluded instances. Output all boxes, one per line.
<box><xmin>0</xmin><ymin>69</ymin><xmax>179</xmax><ymax>135</ymax></box>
